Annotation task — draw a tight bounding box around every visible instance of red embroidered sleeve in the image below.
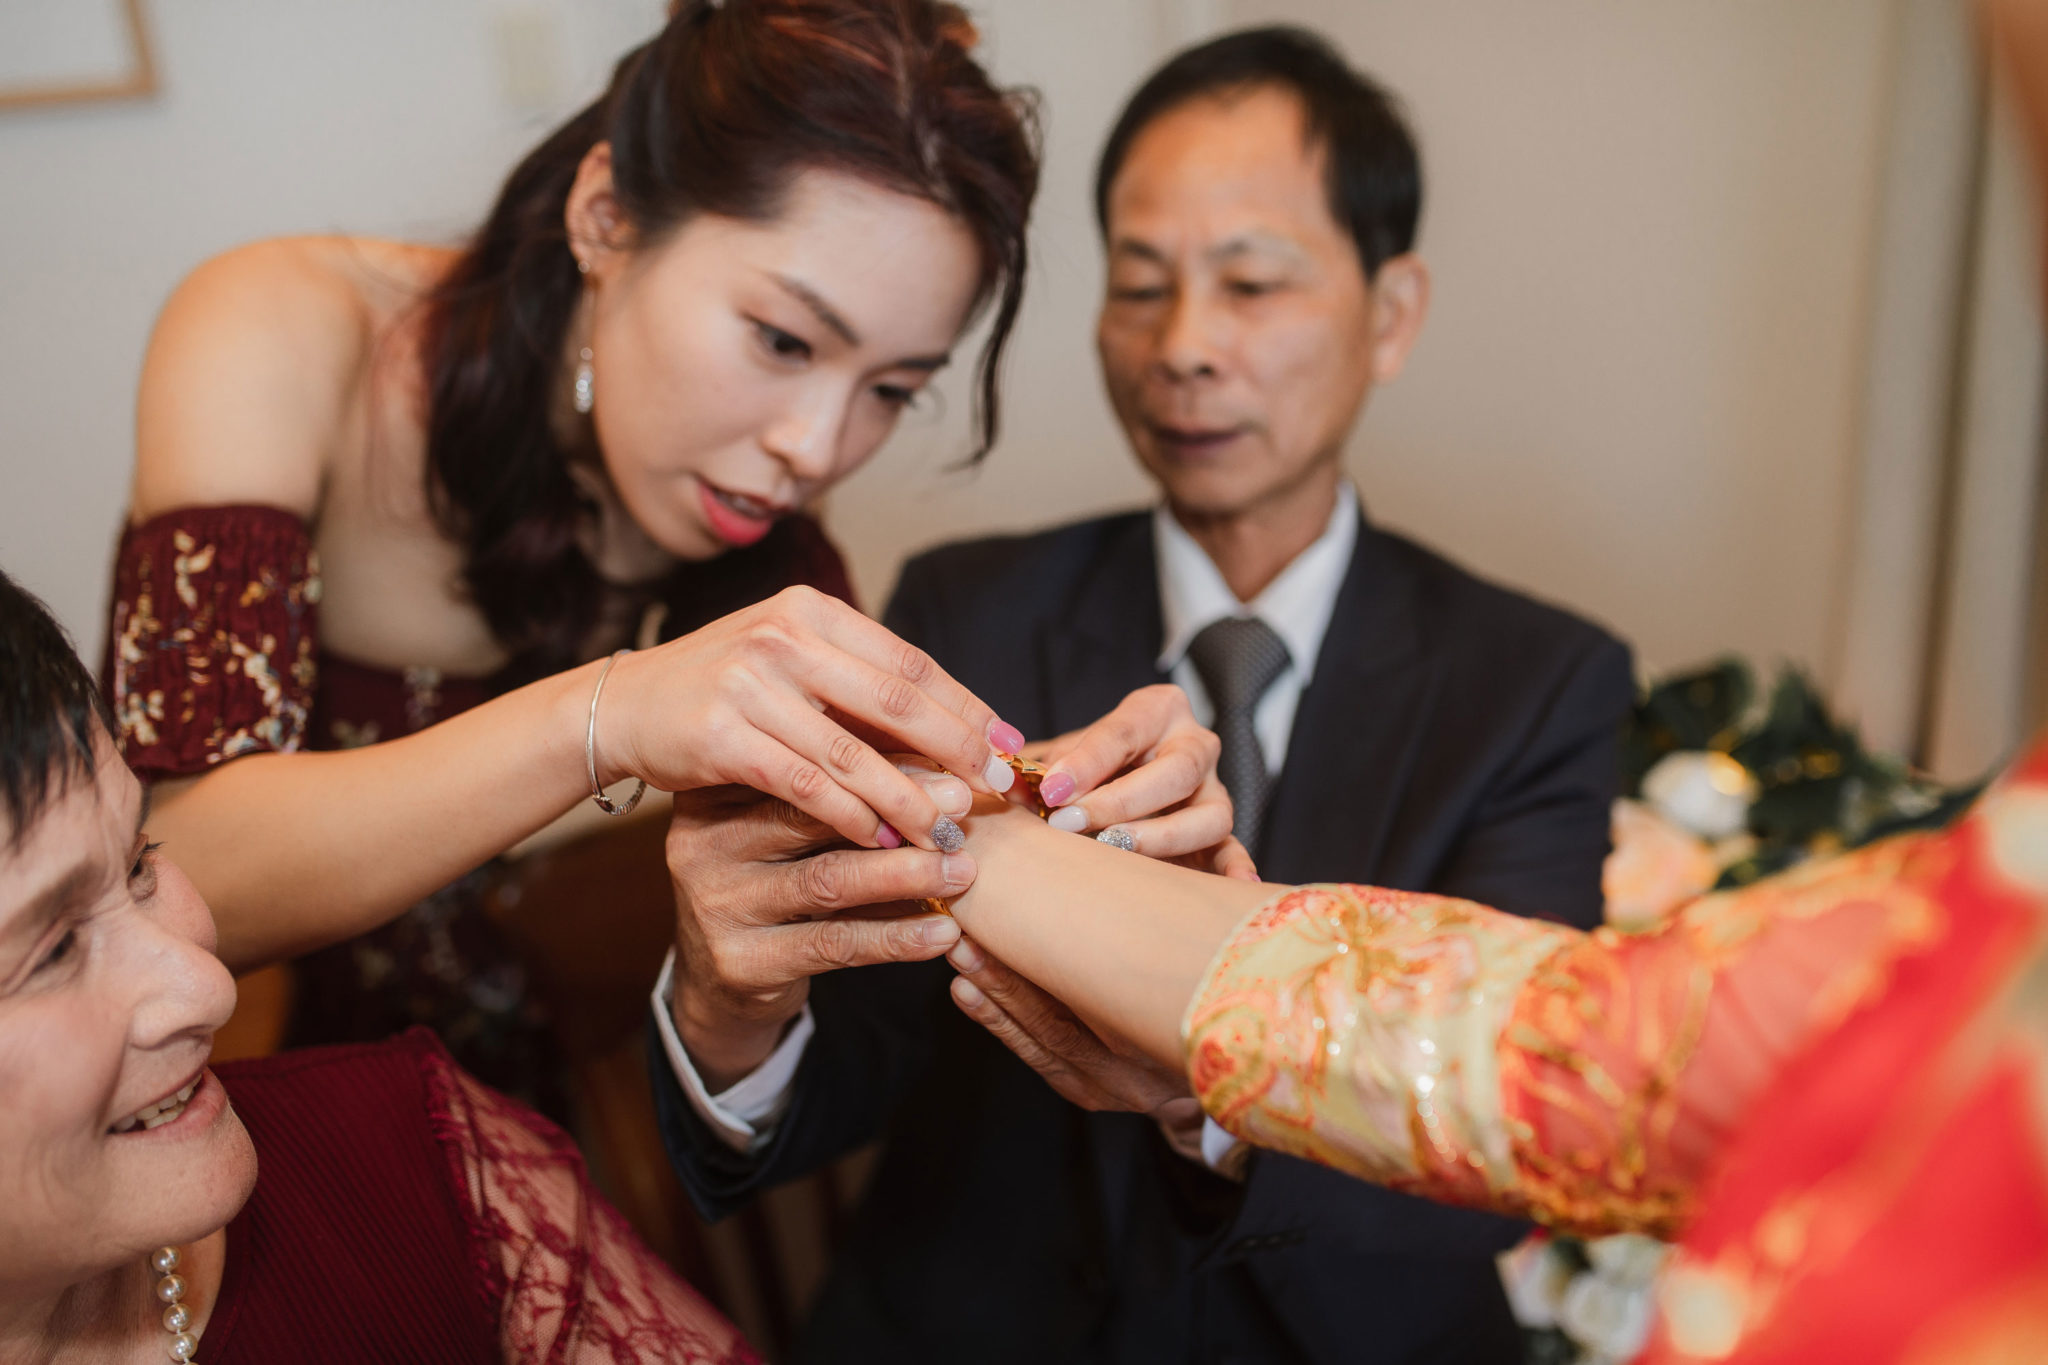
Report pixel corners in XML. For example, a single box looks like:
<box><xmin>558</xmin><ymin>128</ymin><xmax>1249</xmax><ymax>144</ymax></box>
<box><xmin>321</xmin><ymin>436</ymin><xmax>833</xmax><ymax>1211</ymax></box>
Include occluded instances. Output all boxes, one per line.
<box><xmin>104</xmin><ymin>504</ymin><xmax>321</xmax><ymax>779</ymax></box>
<box><xmin>1184</xmin><ymin>834</ymin><xmax>1956</xmax><ymax>1239</ymax></box>
<box><xmin>419</xmin><ymin>1044</ymin><xmax>760</xmax><ymax>1365</ymax></box>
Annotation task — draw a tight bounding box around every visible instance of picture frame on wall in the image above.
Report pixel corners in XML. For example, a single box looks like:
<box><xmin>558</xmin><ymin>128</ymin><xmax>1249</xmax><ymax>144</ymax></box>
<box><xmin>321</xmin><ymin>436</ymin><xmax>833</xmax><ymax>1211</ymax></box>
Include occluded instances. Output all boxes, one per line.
<box><xmin>0</xmin><ymin>0</ymin><xmax>157</xmax><ymax>113</ymax></box>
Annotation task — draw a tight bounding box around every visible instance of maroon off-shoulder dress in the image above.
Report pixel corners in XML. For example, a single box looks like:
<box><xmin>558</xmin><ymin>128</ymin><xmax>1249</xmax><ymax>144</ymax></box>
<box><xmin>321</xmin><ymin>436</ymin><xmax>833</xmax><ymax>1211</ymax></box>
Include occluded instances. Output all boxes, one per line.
<box><xmin>104</xmin><ymin>503</ymin><xmax>854</xmax><ymax>1115</ymax></box>
<box><xmin>205</xmin><ymin>1029</ymin><xmax>758</xmax><ymax>1362</ymax></box>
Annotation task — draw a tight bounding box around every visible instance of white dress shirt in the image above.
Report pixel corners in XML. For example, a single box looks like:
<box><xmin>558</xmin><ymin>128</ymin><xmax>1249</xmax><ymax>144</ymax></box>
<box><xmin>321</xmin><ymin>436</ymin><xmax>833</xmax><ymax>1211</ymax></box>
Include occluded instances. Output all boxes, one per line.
<box><xmin>652</xmin><ymin>950</ymin><xmax>813</xmax><ymax>1152</ymax></box>
<box><xmin>657</xmin><ymin>482</ymin><xmax>1363</xmax><ymax>1166</ymax></box>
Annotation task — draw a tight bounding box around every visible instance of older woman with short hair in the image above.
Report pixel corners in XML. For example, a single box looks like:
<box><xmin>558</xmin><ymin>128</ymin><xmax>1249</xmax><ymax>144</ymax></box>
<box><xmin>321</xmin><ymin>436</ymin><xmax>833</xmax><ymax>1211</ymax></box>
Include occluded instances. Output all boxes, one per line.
<box><xmin>0</xmin><ymin>566</ymin><xmax>751</xmax><ymax>1363</ymax></box>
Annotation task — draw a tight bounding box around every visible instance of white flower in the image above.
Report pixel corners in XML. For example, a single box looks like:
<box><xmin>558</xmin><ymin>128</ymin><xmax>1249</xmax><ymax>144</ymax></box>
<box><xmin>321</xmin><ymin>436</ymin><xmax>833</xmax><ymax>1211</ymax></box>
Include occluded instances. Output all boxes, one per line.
<box><xmin>1585</xmin><ymin>1233</ymin><xmax>1673</xmax><ymax>1287</ymax></box>
<box><xmin>1641</xmin><ymin>751</ymin><xmax>1759</xmax><ymax>842</ymax></box>
<box><xmin>1603</xmin><ymin>800</ymin><xmax>1719</xmax><ymax>930</ymax></box>
<box><xmin>1498</xmin><ymin>1236</ymin><xmax>1574</xmax><ymax>1329</ymax></box>
<box><xmin>1559</xmin><ymin>1271</ymin><xmax>1658</xmax><ymax>1361</ymax></box>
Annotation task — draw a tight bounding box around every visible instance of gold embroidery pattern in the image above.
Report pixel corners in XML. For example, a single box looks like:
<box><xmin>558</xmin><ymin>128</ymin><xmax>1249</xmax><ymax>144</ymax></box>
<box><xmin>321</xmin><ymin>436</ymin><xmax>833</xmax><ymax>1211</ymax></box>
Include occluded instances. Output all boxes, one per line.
<box><xmin>1184</xmin><ymin>837</ymin><xmax>1955</xmax><ymax>1238</ymax></box>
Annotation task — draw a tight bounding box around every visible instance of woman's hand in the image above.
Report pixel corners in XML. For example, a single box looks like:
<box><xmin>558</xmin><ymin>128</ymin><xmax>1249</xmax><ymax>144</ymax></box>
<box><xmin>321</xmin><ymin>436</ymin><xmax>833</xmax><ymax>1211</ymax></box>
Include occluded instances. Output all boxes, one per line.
<box><xmin>1031</xmin><ymin>685</ymin><xmax>1258</xmax><ymax>879</ymax></box>
<box><xmin>667</xmin><ymin>765</ymin><xmax>977</xmax><ymax>1090</ymax></box>
<box><xmin>600</xmin><ymin>586</ymin><xmax>1025</xmax><ymax>854</ymax></box>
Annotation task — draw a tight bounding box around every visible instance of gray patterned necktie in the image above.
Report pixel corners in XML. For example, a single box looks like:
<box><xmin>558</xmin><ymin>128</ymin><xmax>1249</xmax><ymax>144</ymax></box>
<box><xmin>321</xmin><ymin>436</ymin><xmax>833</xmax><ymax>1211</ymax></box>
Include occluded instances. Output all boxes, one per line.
<box><xmin>1185</xmin><ymin>616</ymin><xmax>1291</xmax><ymax>859</ymax></box>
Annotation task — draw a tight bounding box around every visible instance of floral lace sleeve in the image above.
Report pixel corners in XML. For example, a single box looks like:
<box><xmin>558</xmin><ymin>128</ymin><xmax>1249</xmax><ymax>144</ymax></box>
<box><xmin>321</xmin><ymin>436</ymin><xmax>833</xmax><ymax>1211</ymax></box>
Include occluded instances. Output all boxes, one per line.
<box><xmin>419</xmin><ymin>1044</ymin><xmax>760</xmax><ymax>1365</ymax></box>
<box><xmin>104</xmin><ymin>504</ymin><xmax>320</xmax><ymax>779</ymax></box>
<box><xmin>1183</xmin><ymin>832</ymin><xmax>1955</xmax><ymax>1240</ymax></box>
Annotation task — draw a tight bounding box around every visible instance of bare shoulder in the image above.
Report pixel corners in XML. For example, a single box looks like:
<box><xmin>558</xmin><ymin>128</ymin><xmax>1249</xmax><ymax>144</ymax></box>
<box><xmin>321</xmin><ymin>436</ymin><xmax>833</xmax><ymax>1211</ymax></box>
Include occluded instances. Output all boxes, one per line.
<box><xmin>131</xmin><ymin>237</ymin><xmax>445</xmax><ymax>523</ymax></box>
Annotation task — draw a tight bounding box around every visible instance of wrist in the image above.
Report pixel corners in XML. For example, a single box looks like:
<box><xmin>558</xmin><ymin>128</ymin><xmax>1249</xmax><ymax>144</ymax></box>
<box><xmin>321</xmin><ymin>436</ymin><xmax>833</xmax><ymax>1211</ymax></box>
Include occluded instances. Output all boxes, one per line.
<box><xmin>946</xmin><ymin>799</ymin><xmax>1042</xmax><ymax>932</ymax></box>
<box><xmin>673</xmin><ymin>973</ymin><xmax>801</xmax><ymax>1092</ymax></box>
<box><xmin>587</xmin><ymin>650</ymin><xmax>642</xmax><ymax>792</ymax></box>
<box><xmin>549</xmin><ymin>657</ymin><xmax>616</xmax><ymax>793</ymax></box>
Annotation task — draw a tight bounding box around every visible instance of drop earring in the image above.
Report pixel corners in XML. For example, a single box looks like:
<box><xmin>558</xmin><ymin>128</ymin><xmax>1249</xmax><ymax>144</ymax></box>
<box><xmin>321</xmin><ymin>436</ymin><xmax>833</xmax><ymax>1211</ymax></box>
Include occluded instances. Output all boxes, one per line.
<box><xmin>573</xmin><ymin>346</ymin><xmax>595</xmax><ymax>414</ymax></box>
<box><xmin>572</xmin><ymin>251</ymin><xmax>595</xmax><ymax>413</ymax></box>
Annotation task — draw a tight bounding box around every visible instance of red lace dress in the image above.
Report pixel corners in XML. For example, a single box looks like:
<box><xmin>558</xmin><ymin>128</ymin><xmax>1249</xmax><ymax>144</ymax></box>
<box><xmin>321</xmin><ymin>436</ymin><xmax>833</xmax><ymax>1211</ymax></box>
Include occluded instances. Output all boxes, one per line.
<box><xmin>1184</xmin><ymin>742</ymin><xmax>2048</xmax><ymax>1363</ymax></box>
<box><xmin>206</xmin><ymin>1029</ymin><xmax>758</xmax><ymax>1363</ymax></box>
<box><xmin>104</xmin><ymin>503</ymin><xmax>854</xmax><ymax>1115</ymax></box>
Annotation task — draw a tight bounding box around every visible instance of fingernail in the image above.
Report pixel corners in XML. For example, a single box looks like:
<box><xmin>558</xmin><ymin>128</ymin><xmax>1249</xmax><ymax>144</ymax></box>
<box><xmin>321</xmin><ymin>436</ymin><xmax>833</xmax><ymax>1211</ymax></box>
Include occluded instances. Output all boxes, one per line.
<box><xmin>981</xmin><ymin>753</ymin><xmax>1016</xmax><ymax>793</ymax></box>
<box><xmin>932</xmin><ymin>816</ymin><xmax>966</xmax><ymax>853</ymax></box>
<box><xmin>1048</xmin><ymin>806</ymin><xmax>1090</xmax><ymax>834</ymax></box>
<box><xmin>1038</xmin><ymin>771</ymin><xmax>1076</xmax><ymax>808</ymax></box>
<box><xmin>921</xmin><ymin>918</ymin><xmax>961</xmax><ymax>949</ymax></box>
<box><xmin>876</xmin><ymin>821</ymin><xmax>903</xmax><ymax>849</ymax></box>
<box><xmin>924</xmin><ymin>775</ymin><xmax>972</xmax><ymax>817</ymax></box>
<box><xmin>953</xmin><ymin>977</ymin><xmax>986</xmax><ymax>1008</ymax></box>
<box><xmin>988</xmin><ymin>720</ymin><xmax>1027</xmax><ymax>755</ymax></box>
<box><xmin>1097</xmin><ymin>826</ymin><xmax>1137</xmax><ymax>852</ymax></box>
<box><xmin>940</xmin><ymin>852</ymin><xmax>976</xmax><ymax>890</ymax></box>
<box><xmin>947</xmin><ymin>939</ymin><xmax>985</xmax><ymax>972</ymax></box>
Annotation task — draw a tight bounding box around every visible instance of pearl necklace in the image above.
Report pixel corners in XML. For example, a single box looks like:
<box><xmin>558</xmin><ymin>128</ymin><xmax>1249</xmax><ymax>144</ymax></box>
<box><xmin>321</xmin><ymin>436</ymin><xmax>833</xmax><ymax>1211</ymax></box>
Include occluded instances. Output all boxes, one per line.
<box><xmin>150</xmin><ymin>1246</ymin><xmax>199</xmax><ymax>1362</ymax></box>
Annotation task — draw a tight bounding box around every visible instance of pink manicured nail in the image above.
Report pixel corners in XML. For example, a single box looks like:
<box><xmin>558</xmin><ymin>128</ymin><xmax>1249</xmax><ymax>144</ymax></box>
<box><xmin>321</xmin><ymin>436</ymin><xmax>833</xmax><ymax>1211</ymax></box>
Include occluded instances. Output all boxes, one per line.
<box><xmin>876</xmin><ymin>822</ymin><xmax>903</xmax><ymax>850</ymax></box>
<box><xmin>1038</xmin><ymin>772</ymin><xmax>1076</xmax><ymax>808</ymax></box>
<box><xmin>988</xmin><ymin>720</ymin><xmax>1027</xmax><ymax>755</ymax></box>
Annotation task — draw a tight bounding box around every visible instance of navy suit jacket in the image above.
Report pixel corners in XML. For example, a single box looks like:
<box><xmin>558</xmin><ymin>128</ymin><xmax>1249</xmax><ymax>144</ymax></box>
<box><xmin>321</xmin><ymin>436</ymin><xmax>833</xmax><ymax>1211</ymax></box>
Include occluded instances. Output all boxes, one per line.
<box><xmin>652</xmin><ymin>508</ymin><xmax>1634</xmax><ymax>1365</ymax></box>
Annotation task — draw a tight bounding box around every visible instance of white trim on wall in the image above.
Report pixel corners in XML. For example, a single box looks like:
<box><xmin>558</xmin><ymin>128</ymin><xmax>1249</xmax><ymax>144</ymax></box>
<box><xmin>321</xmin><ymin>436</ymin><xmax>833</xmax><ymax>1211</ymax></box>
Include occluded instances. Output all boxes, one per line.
<box><xmin>1924</xmin><ymin>94</ymin><xmax>2048</xmax><ymax>780</ymax></box>
<box><xmin>1832</xmin><ymin>0</ymin><xmax>1982</xmax><ymax>760</ymax></box>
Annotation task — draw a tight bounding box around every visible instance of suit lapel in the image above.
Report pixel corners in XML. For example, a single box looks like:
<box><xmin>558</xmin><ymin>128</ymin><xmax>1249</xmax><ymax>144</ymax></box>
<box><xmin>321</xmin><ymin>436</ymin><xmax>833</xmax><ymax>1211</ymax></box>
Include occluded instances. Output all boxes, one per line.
<box><xmin>1039</xmin><ymin>515</ymin><xmax>1168</xmax><ymax>738</ymax></box>
<box><xmin>1038</xmin><ymin>516</ymin><xmax>1165</xmax><ymax>1270</ymax></box>
<box><xmin>1259</xmin><ymin>516</ymin><xmax>1441</xmax><ymax>886</ymax></box>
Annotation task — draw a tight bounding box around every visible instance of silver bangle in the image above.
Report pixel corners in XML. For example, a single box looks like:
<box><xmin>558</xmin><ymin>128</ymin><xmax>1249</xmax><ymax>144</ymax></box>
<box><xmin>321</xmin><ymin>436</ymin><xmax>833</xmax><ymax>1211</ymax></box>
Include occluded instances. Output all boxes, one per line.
<box><xmin>585</xmin><ymin>648</ymin><xmax>647</xmax><ymax>816</ymax></box>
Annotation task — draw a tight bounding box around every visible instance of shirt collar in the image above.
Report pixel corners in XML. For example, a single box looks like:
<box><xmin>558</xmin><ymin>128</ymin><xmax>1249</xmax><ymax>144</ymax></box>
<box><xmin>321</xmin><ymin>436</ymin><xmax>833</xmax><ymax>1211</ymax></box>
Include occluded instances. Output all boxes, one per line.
<box><xmin>1154</xmin><ymin>482</ymin><xmax>1360</xmax><ymax>682</ymax></box>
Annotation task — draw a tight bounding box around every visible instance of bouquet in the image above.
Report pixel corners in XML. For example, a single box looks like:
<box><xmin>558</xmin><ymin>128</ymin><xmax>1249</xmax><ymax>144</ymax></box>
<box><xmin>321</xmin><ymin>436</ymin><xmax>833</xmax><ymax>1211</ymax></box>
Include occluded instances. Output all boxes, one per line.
<box><xmin>1506</xmin><ymin>659</ymin><xmax>1982</xmax><ymax>1364</ymax></box>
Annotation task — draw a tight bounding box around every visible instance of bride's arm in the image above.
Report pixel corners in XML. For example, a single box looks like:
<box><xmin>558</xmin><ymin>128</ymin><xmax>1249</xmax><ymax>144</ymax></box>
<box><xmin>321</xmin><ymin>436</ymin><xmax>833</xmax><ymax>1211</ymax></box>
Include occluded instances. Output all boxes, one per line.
<box><xmin>945</xmin><ymin>801</ymin><xmax>1271</xmax><ymax>1068</ymax></box>
<box><xmin>949</xmin><ymin>802</ymin><xmax>1951</xmax><ymax>1239</ymax></box>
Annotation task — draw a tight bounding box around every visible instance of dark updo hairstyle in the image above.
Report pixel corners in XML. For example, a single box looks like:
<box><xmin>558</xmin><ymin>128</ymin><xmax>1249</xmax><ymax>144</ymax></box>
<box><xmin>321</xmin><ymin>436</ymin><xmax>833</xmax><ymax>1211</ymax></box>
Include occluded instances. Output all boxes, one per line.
<box><xmin>1094</xmin><ymin>25</ymin><xmax>1421</xmax><ymax>280</ymax></box>
<box><xmin>421</xmin><ymin>0</ymin><xmax>1040</xmax><ymax>684</ymax></box>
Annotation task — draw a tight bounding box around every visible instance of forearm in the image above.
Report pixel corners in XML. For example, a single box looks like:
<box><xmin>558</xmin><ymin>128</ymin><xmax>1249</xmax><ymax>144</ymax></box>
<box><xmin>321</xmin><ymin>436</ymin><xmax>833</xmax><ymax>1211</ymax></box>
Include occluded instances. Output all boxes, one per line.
<box><xmin>153</xmin><ymin>658</ymin><xmax>605</xmax><ymax>970</ymax></box>
<box><xmin>948</xmin><ymin>803</ymin><xmax>1270</xmax><ymax>1068</ymax></box>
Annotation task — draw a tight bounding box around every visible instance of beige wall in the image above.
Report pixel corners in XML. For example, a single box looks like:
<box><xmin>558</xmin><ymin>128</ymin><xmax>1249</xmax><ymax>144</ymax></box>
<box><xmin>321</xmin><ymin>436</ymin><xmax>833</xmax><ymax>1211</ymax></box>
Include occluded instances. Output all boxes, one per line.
<box><xmin>0</xmin><ymin>0</ymin><xmax>1932</xmax><ymax>707</ymax></box>
<box><xmin>0</xmin><ymin>0</ymin><xmax>674</xmax><ymax>657</ymax></box>
<box><xmin>1215</xmin><ymin>0</ymin><xmax>1900</xmax><ymax>683</ymax></box>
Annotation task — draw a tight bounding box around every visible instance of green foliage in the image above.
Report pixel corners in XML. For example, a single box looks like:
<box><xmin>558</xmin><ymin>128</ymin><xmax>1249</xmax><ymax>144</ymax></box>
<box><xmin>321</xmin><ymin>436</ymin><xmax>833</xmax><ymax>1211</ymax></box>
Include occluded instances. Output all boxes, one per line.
<box><xmin>1620</xmin><ymin>658</ymin><xmax>1981</xmax><ymax>890</ymax></box>
<box><xmin>1528</xmin><ymin>659</ymin><xmax>1988</xmax><ymax>1365</ymax></box>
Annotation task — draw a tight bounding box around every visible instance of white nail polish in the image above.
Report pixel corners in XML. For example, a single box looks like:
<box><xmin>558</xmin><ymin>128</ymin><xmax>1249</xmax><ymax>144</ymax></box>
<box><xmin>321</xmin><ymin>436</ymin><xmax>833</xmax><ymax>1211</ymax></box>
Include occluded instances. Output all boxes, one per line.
<box><xmin>941</xmin><ymin>853</ymin><xmax>974</xmax><ymax>889</ymax></box>
<box><xmin>982</xmin><ymin>752</ymin><xmax>1015</xmax><ymax>792</ymax></box>
<box><xmin>1048</xmin><ymin>806</ymin><xmax>1089</xmax><ymax>834</ymax></box>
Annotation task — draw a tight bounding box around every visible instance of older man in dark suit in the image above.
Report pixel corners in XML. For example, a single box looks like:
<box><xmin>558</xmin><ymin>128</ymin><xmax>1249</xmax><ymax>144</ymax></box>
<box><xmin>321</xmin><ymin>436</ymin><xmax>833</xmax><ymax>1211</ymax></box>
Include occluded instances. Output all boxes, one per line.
<box><xmin>650</xmin><ymin>26</ymin><xmax>1634</xmax><ymax>1364</ymax></box>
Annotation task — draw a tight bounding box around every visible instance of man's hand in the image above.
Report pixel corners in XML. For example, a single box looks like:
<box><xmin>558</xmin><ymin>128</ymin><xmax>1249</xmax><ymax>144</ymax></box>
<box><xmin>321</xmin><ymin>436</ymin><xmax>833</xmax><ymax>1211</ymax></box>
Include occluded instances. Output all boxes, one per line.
<box><xmin>947</xmin><ymin>935</ymin><xmax>1208</xmax><ymax>1161</ymax></box>
<box><xmin>1032</xmin><ymin>685</ymin><xmax>1259</xmax><ymax>880</ymax></box>
<box><xmin>668</xmin><ymin>770</ymin><xmax>975</xmax><ymax>1090</ymax></box>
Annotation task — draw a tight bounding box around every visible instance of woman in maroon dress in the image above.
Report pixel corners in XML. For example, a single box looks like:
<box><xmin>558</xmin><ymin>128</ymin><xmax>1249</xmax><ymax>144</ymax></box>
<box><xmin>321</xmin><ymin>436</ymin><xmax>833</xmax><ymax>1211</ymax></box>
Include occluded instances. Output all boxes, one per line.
<box><xmin>103</xmin><ymin>0</ymin><xmax>1237</xmax><ymax>1110</ymax></box>
<box><xmin>2</xmin><ymin>570</ymin><xmax>752</xmax><ymax>1362</ymax></box>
